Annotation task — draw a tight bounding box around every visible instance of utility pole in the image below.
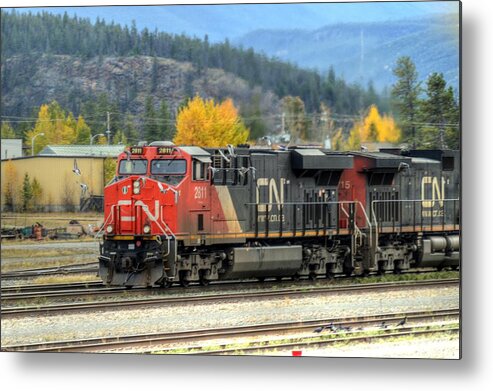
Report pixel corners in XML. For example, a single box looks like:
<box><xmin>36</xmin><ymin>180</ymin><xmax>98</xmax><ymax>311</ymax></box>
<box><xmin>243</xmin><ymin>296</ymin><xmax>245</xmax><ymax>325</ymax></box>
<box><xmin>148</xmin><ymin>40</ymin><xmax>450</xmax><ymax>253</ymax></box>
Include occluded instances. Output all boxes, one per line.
<box><xmin>106</xmin><ymin>111</ymin><xmax>111</xmax><ymax>145</ymax></box>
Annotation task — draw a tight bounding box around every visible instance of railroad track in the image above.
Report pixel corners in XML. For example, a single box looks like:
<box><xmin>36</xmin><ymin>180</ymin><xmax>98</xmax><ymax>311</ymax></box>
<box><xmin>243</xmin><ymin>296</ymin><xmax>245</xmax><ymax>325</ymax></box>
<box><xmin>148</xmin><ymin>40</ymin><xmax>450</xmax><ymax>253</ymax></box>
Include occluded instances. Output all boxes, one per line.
<box><xmin>1</xmin><ymin>262</ymin><xmax>98</xmax><ymax>279</ymax></box>
<box><xmin>1</xmin><ymin>273</ymin><xmax>458</xmax><ymax>304</ymax></box>
<box><xmin>1</xmin><ymin>267</ymin><xmax>458</xmax><ymax>297</ymax></box>
<box><xmin>1</xmin><ymin>278</ymin><xmax>459</xmax><ymax>318</ymax></box>
<box><xmin>1</xmin><ymin>281</ymin><xmax>103</xmax><ymax>294</ymax></box>
<box><xmin>196</xmin><ymin>325</ymin><xmax>460</xmax><ymax>356</ymax></box>
<box><xmin>3</xmin><ymin>308</ymin><xmax>459</xmax><ymax>353</ymax></box>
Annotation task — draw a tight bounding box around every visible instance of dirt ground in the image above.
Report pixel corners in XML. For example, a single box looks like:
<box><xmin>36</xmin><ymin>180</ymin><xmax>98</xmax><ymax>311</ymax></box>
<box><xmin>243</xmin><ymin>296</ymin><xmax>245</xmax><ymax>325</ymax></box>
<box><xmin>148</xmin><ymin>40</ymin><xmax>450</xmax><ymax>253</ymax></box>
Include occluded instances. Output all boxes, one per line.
<box><xmin>1</xmin><ymin>212</ymin><xmax>103</xmax><ymax>229</ymax></box>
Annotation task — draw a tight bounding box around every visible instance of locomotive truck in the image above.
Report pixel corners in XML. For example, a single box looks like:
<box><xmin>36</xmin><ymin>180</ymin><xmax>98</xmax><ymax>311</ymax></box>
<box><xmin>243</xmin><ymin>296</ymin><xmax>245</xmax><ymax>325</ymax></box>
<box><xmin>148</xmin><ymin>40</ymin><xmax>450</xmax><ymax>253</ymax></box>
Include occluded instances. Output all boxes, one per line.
<box><xmin>98</xmin><ymin>142</ymin><xmax>460</xmax><ymax>287</ymax></box>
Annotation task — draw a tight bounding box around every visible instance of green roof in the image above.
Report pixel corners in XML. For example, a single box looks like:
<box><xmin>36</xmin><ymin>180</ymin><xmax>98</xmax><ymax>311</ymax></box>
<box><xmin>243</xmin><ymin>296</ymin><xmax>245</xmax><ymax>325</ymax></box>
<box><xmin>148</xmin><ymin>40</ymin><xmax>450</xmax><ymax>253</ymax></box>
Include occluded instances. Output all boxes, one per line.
<box><xmin>39</xmin><ymin>144</ymin><xmax>125</xmax><ymax>157</ymax></box>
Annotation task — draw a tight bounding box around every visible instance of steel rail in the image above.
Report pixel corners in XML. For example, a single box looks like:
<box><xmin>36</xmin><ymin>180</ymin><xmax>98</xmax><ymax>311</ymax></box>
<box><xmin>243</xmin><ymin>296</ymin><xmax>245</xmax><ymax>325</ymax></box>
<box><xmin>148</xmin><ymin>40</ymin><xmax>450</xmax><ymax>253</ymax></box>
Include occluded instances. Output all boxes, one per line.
<box><xmin>1</xmin><ymin>263</ymin><xmax>98</xmax><ymax>279</ymax></box>
<box><xmin>3</xmin><ymin>308</ymin><xmax>459</xmax><ymax>352</ymax></box>
<box><xmin>1</xmin><ymin>278</ymin><xmax>459</xmax><ymax>318</ymax></box>
<box><xmin>1</xmin><ymin>271</ymin><xmax>458</xmax><ymax>303</ymax></box>
<box><xmin>0</xmin><ymin>267</ymin><xmax>454</xmax><ymax>294</ymax></box>
<box><xmin>1</xmin><ymin>281</ymin><xmax>104</xmax><ymax>294</ymax></box>
<box><xmin>195</xmin><ymin>325</ymin><xmax>460</xmax><ymax>356</ymax></box>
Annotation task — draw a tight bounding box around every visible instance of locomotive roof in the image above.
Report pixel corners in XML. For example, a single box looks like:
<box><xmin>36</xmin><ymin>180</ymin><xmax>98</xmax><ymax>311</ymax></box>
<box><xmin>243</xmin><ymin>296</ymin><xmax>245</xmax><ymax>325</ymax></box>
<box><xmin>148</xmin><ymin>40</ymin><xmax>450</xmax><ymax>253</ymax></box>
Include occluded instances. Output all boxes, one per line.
<box><xmin>350</xmin><ymin>151</ymin><xmax>412</xmax><ymax>170</ymax></box>
<box><xmin>410</xmin><ymin>157</ymin><xmax>441</xmax><ymax>164</ymax></box>
<box><xmin>291</xmin><ymin>148</ymin><xmax>353</xmax><ymax>170</ymax></box>
<box><xmin>180</xmin><ymin>146</ymin><xmax>210</xmax><ymax>156</ymax></box>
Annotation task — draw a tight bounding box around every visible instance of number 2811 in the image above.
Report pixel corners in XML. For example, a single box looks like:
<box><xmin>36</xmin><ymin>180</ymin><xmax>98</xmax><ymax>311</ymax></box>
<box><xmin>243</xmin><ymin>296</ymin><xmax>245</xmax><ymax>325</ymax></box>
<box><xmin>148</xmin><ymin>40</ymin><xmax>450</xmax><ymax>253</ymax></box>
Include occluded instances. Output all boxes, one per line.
<box><xmin>194</xmin><ymin>186</ymin><xmax>207</xmax><ymax>199</ymax></box>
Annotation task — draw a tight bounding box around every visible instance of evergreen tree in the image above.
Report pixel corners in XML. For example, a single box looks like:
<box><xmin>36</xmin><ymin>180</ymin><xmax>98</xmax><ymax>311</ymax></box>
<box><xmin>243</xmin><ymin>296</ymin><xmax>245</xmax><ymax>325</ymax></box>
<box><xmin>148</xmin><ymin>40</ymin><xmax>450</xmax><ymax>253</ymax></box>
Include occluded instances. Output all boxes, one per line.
<box><xmin>418</xmin><ymin>73</ymin><xmax>459</xmax><ymax>149</ymax></box>
<box><xmin>391</xmin><ymin>56</ymin><xmax>421</xmax><ymax>147</ymax></box>
<box><xmin>158</xmin><ymin>100</ymin><xmax>174</xmax><ymax>141</ymax></box>
<box><xmin>31</xmin><ymin>177</ymin><xmax>43</xmax><ymax>211</ymax></box>
<box><xmin>122</xmin><ymin>114</ymin><xmax>140</xmax><ymax>144</ymax></box>
<box><xmin>21</xmin><ymin>173</ymin><xmax>33</xmax><ymax>212</ymax></box>
<box><xmin>282</xmin><ymin>96</ymin><xmax>307</xmax><ymax>143</ymax></box>
<box><xmin>242</xmin><ymin>94</ymin><xmax>268</xmax><ymax>141</ymax></box>
<box><xmin>143</xmin><ymin>96</ymin><xmax>160</xmax><ymax>142</ymax></box>
<box><xmin>151</xmin><ymin>56</ymin><xmax>159</xmax><ymax>93</ymax></box>
<box><xmin>1</xmin><ymin>10</ymin><xmax>393</xmax><ymax>116</ymax></box>
<box><xmin>113</xmin><ymin>129</ymin><xmax>128</xmax><ymax>145</ymax></box>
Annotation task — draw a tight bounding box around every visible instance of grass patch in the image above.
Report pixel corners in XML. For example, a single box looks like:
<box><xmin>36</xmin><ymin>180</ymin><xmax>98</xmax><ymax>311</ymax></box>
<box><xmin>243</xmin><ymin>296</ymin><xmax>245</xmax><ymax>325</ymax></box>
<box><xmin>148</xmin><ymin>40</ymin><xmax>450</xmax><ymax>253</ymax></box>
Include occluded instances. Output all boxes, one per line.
<box><xmin>1</xmin><ymin>259</ymin><xmax>95</xmax><ymax>273</ymax></box>
<box><xmin>29</xmin><ymin>274</ymin><xmax>100</xmax><ymax>285</ymax></box>
<box><xmin>1</xmin><ymin>247</ymin><xmax>98</xmax><ymax>272</ymax></box>
<box><xmin>1</xmin><ymin>237</ymin><xmax>98</xmax><ymax>246</ymax></box>
<box><xmin>1</xmin><ymin>248</ymin><xmax>96</xmax><ymax>259</ymax></box>
<box><xmin>346</xmin><ymin>271</ymin><xmax>459</xmax><ymax>284</ymax></box>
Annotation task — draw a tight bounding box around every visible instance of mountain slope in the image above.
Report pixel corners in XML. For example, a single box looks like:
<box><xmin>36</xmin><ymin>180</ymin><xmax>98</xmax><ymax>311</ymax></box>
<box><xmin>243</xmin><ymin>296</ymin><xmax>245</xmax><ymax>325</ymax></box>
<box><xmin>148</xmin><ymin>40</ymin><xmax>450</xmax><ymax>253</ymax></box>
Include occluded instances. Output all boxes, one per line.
<box><xmin>2</xmin><ymin>54</ymin><xmax>279</xmax><ymax>125</ymax></box>
<box><xmin>235</xmin><ymin>14</ymin><xmax>459</xmax><ymax>90</ymax></box>
<box><xmin>13</xmin><ymin>2</ymin><xmax>458</xmax><ymax>42</ymax></box>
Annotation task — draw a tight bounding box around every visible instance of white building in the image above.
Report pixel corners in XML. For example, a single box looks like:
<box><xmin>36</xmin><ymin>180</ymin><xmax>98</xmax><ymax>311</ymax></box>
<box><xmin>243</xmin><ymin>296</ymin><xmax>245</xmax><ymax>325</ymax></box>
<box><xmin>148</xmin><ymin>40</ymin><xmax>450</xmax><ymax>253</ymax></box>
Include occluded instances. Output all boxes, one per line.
<box><xmin>1</xmin><ymin>139</ymin><xmax>23</xmax><ymax>159</ymax></box>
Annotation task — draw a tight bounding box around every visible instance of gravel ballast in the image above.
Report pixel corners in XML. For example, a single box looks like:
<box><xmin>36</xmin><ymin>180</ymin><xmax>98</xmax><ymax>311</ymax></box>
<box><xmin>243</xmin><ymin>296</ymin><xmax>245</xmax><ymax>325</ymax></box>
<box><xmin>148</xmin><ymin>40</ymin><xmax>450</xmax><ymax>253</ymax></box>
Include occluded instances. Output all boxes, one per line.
<box><xmin>1</xmin><ymin>285</ymin><xmax>459</xmax><ymax>346</ymax></box>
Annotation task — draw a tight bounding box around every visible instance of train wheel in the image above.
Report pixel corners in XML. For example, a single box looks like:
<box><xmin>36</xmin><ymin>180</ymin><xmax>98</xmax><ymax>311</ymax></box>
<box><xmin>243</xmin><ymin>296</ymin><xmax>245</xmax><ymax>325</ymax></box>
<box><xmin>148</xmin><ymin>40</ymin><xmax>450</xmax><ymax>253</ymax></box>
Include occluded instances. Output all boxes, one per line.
<box><xmin>162</xmin><ymin>280</ymin><xmax>172</xmax><ymax>289</ymax></box>
<box><xmin>309</xmin><ymin>272</ymin><xmax>317</xmax><ymax>281</ymax></box>
<box><xmin>343</xmin><ymin>266</ymin><xmax>353</xmax><ymax>277</ymax></box>
<box><xmin>276</xmin><ymin>277</ymin><xmax>283</xmax><ymax>282</ymax></box>
<box><xmin>199</xmin><ymin>277</ymin><xmax>210</xmax><ymax>287</ymax></box>
<box><xmin>326</xmin><ymin>271</ymin><xmax>335</xmax><ymax>280</ymax></box>
<box><xmin>257</xmin><ymin>277</ymin><xmax>265</xmax><ymax>282</ymax></box>
<box><xmin>179</xmin><ymin>271</ymin><xmax>190</xmax><ymax>288</ymax></box>
<box><xmin>292</xmin><ymin>274</ymin><xmax>300</xmax><ymax>282</ymax></box>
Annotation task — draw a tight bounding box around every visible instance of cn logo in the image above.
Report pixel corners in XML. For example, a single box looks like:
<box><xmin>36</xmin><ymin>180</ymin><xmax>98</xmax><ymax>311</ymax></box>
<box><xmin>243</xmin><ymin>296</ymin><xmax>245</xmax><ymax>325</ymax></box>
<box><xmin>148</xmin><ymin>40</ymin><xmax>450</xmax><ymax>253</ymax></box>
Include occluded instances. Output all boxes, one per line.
<box><xmin>256</xmin><ymin>178</ymin><xmax>286</xmax><ymax>213</ymax></box>
<box><xmin>117</xmin><ymin>200</ymin><xmax>160</xmax><ymax>222</ymax></box>
<box><xmin>421</xmin><ymin>176</ymin><xmax>445</xmax><ymax>208</ymax></box>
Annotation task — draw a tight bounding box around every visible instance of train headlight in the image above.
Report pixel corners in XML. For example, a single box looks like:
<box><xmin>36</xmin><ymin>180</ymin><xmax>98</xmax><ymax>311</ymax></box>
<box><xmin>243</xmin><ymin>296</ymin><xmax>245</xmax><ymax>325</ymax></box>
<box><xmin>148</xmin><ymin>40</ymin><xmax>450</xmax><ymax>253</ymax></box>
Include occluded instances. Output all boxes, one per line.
<box><xmin>106</xmin><ymin>224</ymin><xmax>114</xmax><ymax>234</ymax></box>
<box><xmin>133</xmin><ymin>180</ymin><xmax>141</xmax><ymax>194</ymax></box>
<box><xmin>143</xmin><ymin>224</ymin><xmax>151</xmax><ymax>234</ymax></box>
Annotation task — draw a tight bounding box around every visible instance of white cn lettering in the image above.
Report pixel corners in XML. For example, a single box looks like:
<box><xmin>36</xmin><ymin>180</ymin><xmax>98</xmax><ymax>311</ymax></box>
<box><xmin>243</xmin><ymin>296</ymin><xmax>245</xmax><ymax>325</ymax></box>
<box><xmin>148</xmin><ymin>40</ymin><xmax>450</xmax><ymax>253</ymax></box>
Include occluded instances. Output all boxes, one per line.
<box><xmin>256</xmin><ymin>178</ymin><xmax>285</xmax><ymax>213</ymax></box>
<box><xmin>421</xmin><ymin>176</ymin><xmax>445</xmax><ymax>208</ymax></box>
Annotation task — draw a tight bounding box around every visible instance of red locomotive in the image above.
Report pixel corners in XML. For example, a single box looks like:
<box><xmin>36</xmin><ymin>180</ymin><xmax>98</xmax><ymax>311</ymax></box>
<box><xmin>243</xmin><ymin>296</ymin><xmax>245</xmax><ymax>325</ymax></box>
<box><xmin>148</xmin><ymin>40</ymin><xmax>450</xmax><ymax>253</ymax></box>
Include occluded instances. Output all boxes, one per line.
<box><xmin>98</xmin><ymin>142</ymin><xmax>460</xmax><ymax>287</ymax></box>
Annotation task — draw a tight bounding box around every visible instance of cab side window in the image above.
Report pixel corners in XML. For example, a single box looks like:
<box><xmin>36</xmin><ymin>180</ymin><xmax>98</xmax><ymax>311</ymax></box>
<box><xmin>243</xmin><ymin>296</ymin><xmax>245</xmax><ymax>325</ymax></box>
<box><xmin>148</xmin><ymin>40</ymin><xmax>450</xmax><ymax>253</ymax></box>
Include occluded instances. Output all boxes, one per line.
<box><xmin>193</xmin><ymin>159</ymin><xmax>209</xmax><ymax>181</ymax></box>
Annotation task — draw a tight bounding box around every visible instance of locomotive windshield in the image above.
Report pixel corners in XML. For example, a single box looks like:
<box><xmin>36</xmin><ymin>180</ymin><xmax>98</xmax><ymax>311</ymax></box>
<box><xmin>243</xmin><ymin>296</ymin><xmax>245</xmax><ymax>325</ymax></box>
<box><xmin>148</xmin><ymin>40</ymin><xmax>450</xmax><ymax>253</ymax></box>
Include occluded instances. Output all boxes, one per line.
<box><xmin>151</xmin><ymin>159</ymin><xmax>187</xmax><ymax>175</ymax></box>
<box><xmin>118</xmin><ymin>159</ymin><xmax>148</xmax><ymax>175</ymax></box>
<box><xmin>150</xmin><ymin>159</ymin><xmax>187</xmax><ymax>186</ymax></box>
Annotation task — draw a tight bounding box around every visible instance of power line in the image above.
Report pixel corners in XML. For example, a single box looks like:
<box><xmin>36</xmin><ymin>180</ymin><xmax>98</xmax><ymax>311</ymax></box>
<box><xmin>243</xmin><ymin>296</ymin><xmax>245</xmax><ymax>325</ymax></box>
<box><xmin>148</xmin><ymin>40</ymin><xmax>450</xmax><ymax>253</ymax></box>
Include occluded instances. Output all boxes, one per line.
<box><xmin>1</xmin><ymin>114</ymin><xmax>460</xmax><ymax>129</ymax></box>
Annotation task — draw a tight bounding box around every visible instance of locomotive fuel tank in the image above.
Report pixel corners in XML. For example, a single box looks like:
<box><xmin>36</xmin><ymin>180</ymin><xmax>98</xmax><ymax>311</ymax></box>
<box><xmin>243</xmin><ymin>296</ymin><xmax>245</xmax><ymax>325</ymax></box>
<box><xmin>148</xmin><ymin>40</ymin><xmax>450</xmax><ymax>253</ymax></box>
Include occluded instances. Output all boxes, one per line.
<box><xmin>221</xmin><ymin>245</ymin><xmax>303</xmax><ymax>280</ymax></box>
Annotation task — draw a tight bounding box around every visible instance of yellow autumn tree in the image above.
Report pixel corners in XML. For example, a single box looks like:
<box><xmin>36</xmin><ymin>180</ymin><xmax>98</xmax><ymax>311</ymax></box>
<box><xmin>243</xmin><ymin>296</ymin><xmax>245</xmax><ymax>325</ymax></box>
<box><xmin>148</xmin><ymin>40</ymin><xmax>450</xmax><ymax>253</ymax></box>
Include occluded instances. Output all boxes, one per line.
<box><xmin>346</xmin><ymin>105</ymin><xmax>401</xmax><ymax>149</ymax></box>
<box><xmin>174</xmin><ymin>96</ymin><xmax>249</xmax><ymax>147</ymax></box>
<box><xmin>2</xmin><ymin>160</ymin><xmax>19</xmax><ymax>211</ymax></box>
<box><xmin>25</xmin><ymin>101</ymin><xmax>81</xmax><ymax>155</ymax></box>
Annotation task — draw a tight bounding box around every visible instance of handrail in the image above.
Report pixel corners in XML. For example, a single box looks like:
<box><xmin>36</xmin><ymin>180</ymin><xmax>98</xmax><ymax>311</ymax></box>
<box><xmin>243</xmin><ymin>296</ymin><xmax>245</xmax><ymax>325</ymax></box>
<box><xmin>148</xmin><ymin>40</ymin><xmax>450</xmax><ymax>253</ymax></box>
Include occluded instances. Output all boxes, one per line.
<box><xmin>246</xmin><ymin>201</ymin><xmax>372</xmax><ymax>240</ymax></box>
<box><xmin>370</xmin><ymin>198</ymin><xmax>460</xmax><ymax>255</ymax></box>
<box><xmin>95</xmin><ymin>204</ymin><xmax>115</xmax><ymax>239</ymax></box>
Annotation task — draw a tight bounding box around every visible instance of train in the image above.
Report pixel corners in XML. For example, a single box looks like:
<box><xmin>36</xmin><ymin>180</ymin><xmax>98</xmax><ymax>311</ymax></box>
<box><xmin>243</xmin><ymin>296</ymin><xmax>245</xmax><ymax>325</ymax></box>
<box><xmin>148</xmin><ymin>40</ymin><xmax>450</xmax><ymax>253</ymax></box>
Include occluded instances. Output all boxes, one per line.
<box><xmin>98</xmin><ymin>142</ymin><xmax>460</xmax><ymax>287</ymax></box>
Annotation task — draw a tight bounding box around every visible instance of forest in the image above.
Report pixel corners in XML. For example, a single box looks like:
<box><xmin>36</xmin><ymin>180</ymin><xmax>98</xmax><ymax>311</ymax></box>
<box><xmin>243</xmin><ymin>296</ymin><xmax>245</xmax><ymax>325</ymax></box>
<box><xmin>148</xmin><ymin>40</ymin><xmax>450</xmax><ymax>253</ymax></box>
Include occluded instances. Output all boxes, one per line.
<box><xmin>1</xmin><ymin>10</ymin><xmax>459</xmax><ymax>150</ymax></box>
